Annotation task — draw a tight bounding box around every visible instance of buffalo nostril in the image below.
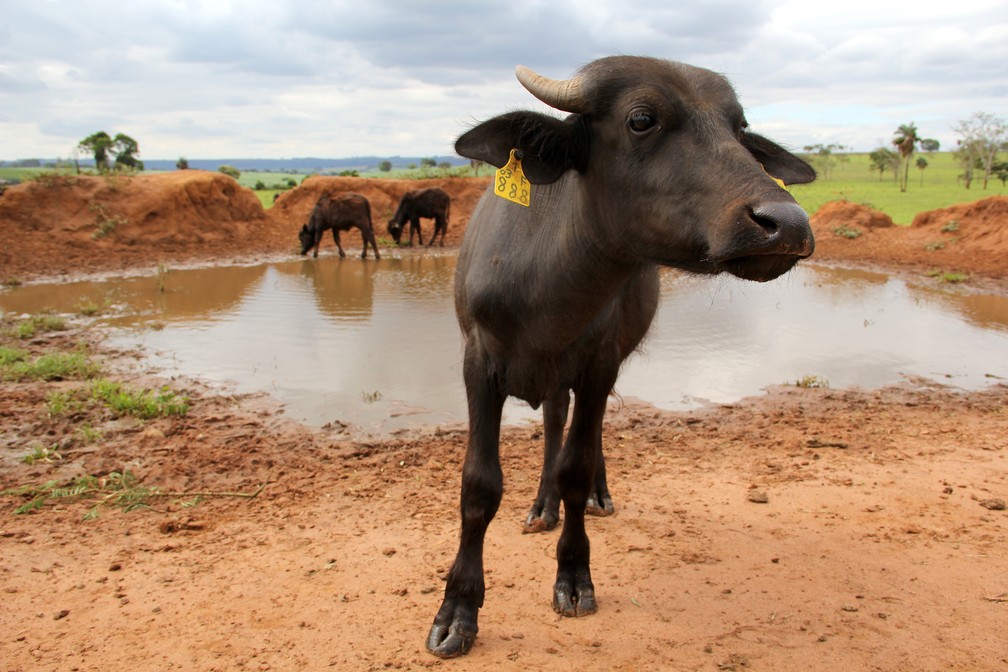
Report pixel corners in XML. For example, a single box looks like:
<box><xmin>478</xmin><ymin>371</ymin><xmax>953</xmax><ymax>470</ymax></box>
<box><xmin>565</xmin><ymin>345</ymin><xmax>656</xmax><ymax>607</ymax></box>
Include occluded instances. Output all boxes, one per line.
<box><xmin>752</xmin><ymin>202</ymin><xmax>810</xmax><ymax>232</ymax></box>
<box><xmin>751</xmin><ymin>211</ymin><xmax>779</xmax><ymax>235</ymax></box>
<box><xmin>751</xmin><ymin>202</ymin><xmax>814</xmax><ymax>255</ymax></box>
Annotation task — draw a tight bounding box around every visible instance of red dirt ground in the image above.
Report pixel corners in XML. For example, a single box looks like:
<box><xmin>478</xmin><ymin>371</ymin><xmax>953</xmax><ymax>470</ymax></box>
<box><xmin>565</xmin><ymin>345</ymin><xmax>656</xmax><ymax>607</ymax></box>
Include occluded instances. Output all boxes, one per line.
<box><xmin>1</xmin><ymin>173</ymin><xmax>1006</xmax><ymax>671</ymax></box>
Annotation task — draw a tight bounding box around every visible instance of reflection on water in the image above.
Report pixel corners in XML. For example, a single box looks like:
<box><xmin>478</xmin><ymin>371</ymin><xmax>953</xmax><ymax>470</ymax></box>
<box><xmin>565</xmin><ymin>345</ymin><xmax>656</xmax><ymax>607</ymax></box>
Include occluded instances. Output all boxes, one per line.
<box><xmin>2</xmin><ymin>254</ymin><xmax>1006</xmax><ymax>435</ymax></box>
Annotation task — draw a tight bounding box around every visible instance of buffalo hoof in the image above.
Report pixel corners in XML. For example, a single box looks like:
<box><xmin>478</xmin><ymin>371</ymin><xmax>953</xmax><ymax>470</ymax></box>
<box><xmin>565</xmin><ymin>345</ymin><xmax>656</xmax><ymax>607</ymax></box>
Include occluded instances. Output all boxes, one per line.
<box><xmin>553</xmin><ymin>569</ymin><xmax>597</xmax><ymax>617</ymax></box>
<box><xmin>586</xmin><ymin>492</ymin><xmax>615</xmax><ymax>517</ymax></box>
<box><xmin>523</xmin><ymin>500</ymin><xmax>560</xmax><ymax>533</ymax></box>
<box><xmin>426</xmin><ymin>600</ymin><xmax>478</xmax><ymax>658</ymax></box>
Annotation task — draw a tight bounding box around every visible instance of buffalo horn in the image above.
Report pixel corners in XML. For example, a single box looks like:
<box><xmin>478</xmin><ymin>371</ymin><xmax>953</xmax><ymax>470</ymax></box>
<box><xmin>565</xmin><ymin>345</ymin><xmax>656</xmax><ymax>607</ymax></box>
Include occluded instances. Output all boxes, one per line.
<box><xmin>514</xmin><ymin>65</ymin><xmax>588</xmax><ymax>113</ymax></box>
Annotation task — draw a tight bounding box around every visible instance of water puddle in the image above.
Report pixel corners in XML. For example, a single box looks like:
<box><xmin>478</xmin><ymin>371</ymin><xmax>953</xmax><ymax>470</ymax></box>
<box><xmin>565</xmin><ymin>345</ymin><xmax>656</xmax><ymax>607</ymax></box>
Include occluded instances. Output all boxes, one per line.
<box><xmin>3</xmin><ymin>254</ymin><xmax>1006</xmax><ymax>435</ymax></box>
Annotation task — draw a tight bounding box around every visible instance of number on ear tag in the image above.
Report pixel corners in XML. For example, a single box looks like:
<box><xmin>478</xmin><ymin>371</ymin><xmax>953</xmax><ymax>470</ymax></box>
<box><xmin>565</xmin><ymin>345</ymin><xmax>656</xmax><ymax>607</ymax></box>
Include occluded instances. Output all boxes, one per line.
<box><xmin>494</xmin><ymin>149</ymin><xmax>531</xmax><ymax>207</ymax></box>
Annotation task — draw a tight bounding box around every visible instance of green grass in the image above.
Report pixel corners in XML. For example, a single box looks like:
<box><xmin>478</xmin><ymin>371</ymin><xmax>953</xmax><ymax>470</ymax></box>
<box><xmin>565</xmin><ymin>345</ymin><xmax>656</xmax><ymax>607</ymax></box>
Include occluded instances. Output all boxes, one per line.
<box><xmin>21</xmin><ymin>444</ymin><xmax>62</xmax><ymax>465</ymax></box>
<box><xmin>9</xmin><ymin>314</ymin><xmax>67</xmax><ymax>339</ymax></box>
<box><xmin>89</xmin><ymin>379</ymin><xmax>189</xmax><ymax>418</ymax></box>
<box><xmin>0</xmin><ymin>166</ymin><xmax>56</xmax><ymax>182</ymax></box>
<box><xmin>926</xmin><ymin>269</ymin><xmax>970</xmax><ymax>284</ymax></box>
<box><xmin>46</xmin><ymin>379</ymin><xmax>190</xmax><ymax>420</ymax></box>
<box><xmin>0</xmin><ymin>349</ymin><xmax>99</xmax><ymax>381</ymax></box>
<box><xmin>789</xmin><ymin>152</ymin><xmax>1007</xmax><ymax>226</ymax></box>
<box><xmin>0</xmin><ymin>345</ymin><xmax>29</xmax><ymax>366</ymax></box>
<box><xmin>2</xmin><ymin>470</ymin><xmax>156</xmax><ymax>518</ymax></box>
<box><xmin>832</xmin><ymin>224</ymin><xmax>862</xmax><ymax>239</ymax></box>
<box><xmin>1</xmin><ymin>469</ymin><xmax>267</xmax><ymax>519</ymax></box>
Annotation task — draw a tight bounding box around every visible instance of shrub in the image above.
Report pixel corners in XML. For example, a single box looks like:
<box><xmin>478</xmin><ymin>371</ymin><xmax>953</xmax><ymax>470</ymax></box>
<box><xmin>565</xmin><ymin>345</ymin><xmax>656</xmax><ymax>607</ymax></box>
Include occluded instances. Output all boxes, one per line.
<box><xmin>218</xmin><ymin>165</ymin><xmax>241</xmax><ymax>179</ymax></box>
<box><xmin>832</xmin><ymin>224</ymin><xmax>862</xmax><ymax>239</ymax></box>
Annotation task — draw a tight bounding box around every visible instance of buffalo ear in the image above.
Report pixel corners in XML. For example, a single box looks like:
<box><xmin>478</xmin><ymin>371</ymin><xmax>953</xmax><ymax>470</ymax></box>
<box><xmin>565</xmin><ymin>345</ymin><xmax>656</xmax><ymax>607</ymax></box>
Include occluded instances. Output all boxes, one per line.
<box><xmin>455</xmin><ymin>111</ymin><xmax>588</xmax><ymax>184</ymax></box>
<box><xmin>741</xmin><ymin>132</ymin><xmax>817</xmax><ymax>185</ymax></box>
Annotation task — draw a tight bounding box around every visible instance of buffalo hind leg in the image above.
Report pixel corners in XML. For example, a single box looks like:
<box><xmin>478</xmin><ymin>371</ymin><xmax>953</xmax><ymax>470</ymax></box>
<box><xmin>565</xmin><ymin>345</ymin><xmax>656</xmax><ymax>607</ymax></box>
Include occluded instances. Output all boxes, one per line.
<box><xmin>426</xmin><ymin>348</ymin><xmax>505</xmax><ymax>658</ymax></box>
<box><xmin>524</xmin><ymin>388</ymin><xmax>570</xmax><ymax>532</ymax></box>
<box><xmin>526</xmin><ymin>390</ymin><xmax>613</xmax><ymax>532</ymax></box>
<box><xmin>586</xmin><ymin>433</ymin><xmax>614</xmax><ymax>516</ymax></box>
<box><xmin>428</xmin><ymin>216</ymin><xmax>447</xmax><ymax>247</ymax></box>
<box><xmin>360</xmin><ymin>227</ymin><xmax>380</xmax><ymax>259</ymax></box>
<box><xmin>553</xmin><ymin>368</ymin><xmax>616</xmax><ymax>617</ymax></box>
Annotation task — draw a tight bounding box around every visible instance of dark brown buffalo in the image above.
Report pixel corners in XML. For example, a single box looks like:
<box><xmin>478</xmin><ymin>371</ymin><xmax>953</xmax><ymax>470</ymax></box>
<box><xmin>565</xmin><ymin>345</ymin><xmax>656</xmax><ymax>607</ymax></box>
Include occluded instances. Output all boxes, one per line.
<box><xmin>426</xmin><ymin>56</ymin><xmax>816</xmax><ymax>658</ymax></box>
<box><xmin>386</xmin><ymin>188</ymin><xmax>451</xmax><ymax>246</ymax></box>
<box><xmin>299</xmin><ymin>192</ymin><xmax>380</xmax><ymax>259</ymax></box>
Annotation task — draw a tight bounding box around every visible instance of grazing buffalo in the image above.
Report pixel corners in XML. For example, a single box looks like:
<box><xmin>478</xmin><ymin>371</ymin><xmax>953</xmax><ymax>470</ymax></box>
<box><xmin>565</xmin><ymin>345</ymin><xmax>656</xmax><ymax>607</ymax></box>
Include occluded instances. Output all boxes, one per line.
<box><xmin>299</xmin><ymin>192</ymin><xmax>380</xmax><ymax>259</ymax></box>
<box><xmin>387</xmin><ymin>188</ymin><xmax>451</xmax><ymax>246</ymax></box>
<box><xmin>426</xmin><ymin>56</ymin><xmax>816</xmax><ymax>658</ymax></box>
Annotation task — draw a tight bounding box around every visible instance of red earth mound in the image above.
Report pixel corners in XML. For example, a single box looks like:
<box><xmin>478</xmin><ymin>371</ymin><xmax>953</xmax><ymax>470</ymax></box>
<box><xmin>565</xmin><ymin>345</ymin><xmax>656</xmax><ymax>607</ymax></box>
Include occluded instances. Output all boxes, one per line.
<box><xmin>810</xmin><ymin>196</ymin><xmax>1008</xmax><ymax>283</ymax></box>
<box><xmin>0</xmin><ymin>171</ymin><xmax>269</xmax><ymax>279</ymax></box>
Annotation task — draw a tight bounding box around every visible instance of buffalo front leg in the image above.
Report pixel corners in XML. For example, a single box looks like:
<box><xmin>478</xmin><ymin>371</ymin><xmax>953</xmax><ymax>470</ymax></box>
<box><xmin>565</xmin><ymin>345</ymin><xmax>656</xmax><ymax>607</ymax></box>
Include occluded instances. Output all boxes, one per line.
<box><xmin>332</xmin><ymin>230</ymin><xmax>347</xmax><ymax>258</ymax></box>
<box><xmin>524</xmin><ymin>388</ymin><xmax>570</xmax><ymax>533</ymax></box>
<box><xmin>427</xmin><ymin>352</ymin><xmax>505</xmax><ymax>658</ymax></box>
<box><xmin>553</xmin><ymin>369</ymin><xmax>615</xmax><ymax>618</ymax></box>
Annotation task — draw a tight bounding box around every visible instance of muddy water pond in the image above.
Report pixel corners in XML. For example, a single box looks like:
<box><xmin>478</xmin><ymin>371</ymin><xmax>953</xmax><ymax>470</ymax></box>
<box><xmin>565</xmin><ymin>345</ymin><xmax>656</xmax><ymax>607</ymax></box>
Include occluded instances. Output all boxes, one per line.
<box><xmin>3</xmin><ymin>253</ymin><xmax>1007</xmax><ymax>435</ymax></box>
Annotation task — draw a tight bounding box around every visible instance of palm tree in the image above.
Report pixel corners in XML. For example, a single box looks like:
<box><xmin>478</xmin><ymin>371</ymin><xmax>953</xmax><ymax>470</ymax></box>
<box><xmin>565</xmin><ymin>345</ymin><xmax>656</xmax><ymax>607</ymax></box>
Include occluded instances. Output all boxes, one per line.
<box><xmin>892</xmin><ymin>123</ymin><xmax>919</xmax><ymax>192</ymax></box>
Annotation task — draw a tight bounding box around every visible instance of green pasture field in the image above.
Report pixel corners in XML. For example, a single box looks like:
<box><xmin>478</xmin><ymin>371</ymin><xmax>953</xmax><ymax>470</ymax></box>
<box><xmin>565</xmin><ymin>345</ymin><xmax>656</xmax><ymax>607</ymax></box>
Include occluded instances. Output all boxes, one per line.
<box><xmin>789</xmin><ymin>152</ymin><xmax>1006</xmax><ymax>226</ymax></box>
<box><xmin>0</xmin><ymin>167</ymin><xmax>49</xmax><ymax>182</ymax></box>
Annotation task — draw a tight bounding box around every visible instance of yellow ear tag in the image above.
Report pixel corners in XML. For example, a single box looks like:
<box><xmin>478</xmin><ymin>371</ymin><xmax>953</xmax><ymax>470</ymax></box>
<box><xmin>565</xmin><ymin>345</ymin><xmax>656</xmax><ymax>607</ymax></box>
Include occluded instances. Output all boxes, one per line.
<box><xmin>494</xmin><ymin>149</ymin><xmax>531</xmax><ymax>207</ymax></box>
<box><xmin>761</xmin><ymin>164</ymin><xmax>789</xmax><ymax>191</ymax></box>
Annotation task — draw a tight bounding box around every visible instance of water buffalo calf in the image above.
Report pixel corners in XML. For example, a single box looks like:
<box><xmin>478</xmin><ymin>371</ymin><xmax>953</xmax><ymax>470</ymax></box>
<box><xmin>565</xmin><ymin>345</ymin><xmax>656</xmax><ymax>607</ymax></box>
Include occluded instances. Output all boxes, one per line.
<box><xmin>387</xmin><ymin>188</ymin><xmax>451</xmax><ymax>246</ymax></box>
<box><xmin>426</xmin><ymin>56</ymin><xmax>816</xmax><ymax>658</ymax></box>
<box><xmin>299</xmin><ymin>192</ymin><xmax>380</xmax><ymax>259</ymax></box>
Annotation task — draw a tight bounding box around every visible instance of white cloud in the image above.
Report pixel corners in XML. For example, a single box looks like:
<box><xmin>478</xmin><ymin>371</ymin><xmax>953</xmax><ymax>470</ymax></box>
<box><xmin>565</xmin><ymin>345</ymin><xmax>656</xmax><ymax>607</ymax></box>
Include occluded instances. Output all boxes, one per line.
<box><xmin>0</xmin><ymin>0</ymin><xmax>1005</xmax><ymax>159</ymax></box>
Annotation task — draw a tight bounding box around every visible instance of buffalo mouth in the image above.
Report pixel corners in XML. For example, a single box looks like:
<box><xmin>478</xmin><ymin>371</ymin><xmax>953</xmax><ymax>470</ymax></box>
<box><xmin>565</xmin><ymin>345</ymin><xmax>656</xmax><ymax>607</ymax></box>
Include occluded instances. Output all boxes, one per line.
<box><xmin>720</xmin><ymin>252</ymin><xmax>807</xmax><ymax>282</ymax></box>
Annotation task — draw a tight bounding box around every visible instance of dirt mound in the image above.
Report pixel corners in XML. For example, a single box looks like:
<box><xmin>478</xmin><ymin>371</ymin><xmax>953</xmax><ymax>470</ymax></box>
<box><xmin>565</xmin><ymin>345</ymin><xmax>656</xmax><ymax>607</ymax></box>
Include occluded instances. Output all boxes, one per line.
<box><xmin>0</xmin><ymin>173</ymin><xmax>494</xmax><ymax>281</ymax></box>
<box><xmin>811</xmin><ymin>197</ymin><xmax>1008</xmax><ymax>281</ymax></box>
<box><xmin>0</xmin><ymin>171</ymin><xmax>269</xmax><ymax>280</ymax></box>
<box><xmin>812</xmin><ymin>200</ymin><xmax>894</xmax><ymax>229</ymax></box>
<box><xmin>267</xmin><ymin>175</ymin><xmax>491</xmax><ymax>251</ymax></box>
<box><xmin>911</xmin><ymin>196</ymin><xmax>1008</xmax><ymax>252</ymax></box>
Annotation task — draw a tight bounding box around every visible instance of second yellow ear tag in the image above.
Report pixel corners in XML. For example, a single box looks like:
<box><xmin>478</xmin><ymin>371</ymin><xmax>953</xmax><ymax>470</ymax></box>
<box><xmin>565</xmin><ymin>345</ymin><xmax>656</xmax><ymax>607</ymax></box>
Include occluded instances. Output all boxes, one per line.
<box><xmin>761</xmin><ymin>164</ymin><xmax>789</xmax><ymax>191</ymax></box>
<box><xmin>494</xmin><ymin>149</ymin><xmax>531</xmax><ymax>207</ymax></box>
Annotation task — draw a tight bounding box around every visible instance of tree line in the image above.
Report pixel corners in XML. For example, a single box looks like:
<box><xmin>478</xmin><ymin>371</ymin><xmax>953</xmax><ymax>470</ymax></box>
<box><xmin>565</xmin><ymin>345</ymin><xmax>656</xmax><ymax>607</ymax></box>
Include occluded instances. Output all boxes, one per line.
<box><xmin>71</xmin><ymin>111</ymin><xmax>1007</xmax><ymax>191</ymax></box>
<box><xmin>861</xmin><ymin>112</ymin><xmax>1005</xmax><ymax>190</ymax></box>
<box><xmin>795</xmin><ymin>112</ymin><xmax>1006</xmax><ymax>192</ymax></box>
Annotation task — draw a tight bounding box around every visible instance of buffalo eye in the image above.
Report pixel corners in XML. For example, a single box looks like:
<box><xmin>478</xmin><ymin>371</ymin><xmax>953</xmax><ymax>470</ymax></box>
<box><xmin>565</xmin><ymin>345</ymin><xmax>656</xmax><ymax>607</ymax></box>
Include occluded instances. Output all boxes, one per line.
<box><xmin>627</xmin><ymin>109</ymin><xmax>657</xmax><ymax>134</ymax></box>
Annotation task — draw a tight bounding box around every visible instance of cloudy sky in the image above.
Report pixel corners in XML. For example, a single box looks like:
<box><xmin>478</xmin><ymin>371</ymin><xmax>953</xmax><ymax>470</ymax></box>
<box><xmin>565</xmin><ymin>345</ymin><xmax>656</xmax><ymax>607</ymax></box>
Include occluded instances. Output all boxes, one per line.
<box><xmin>2</xmin><ymin>0</ymin><xmax>1006</xmax><ymax>161</ymax></box>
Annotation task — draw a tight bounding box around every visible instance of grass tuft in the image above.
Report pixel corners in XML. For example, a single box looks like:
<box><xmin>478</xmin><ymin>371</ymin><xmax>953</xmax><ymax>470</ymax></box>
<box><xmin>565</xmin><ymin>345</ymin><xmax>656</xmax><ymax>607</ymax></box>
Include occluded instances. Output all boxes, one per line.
<box><xmin>795</xmin><ymin>374</ymin><xmax>830</xmax><ymax>389</ymax></box>
<box><xmin>1</xmin><ymin>350</ymin><xmax>99</xmax><ymax>381</ymax></box>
